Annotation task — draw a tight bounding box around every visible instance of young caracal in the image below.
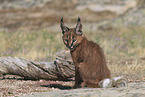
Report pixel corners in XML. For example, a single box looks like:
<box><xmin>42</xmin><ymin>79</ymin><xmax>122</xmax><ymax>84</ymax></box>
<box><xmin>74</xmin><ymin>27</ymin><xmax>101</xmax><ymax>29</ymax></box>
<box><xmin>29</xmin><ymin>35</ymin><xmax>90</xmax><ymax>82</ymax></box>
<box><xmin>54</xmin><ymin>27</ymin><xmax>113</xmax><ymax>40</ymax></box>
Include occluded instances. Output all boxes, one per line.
<box><xmin>60</xmin><ymin>17</ymin><xmax>127</xmax><ymax>88</ymax></box>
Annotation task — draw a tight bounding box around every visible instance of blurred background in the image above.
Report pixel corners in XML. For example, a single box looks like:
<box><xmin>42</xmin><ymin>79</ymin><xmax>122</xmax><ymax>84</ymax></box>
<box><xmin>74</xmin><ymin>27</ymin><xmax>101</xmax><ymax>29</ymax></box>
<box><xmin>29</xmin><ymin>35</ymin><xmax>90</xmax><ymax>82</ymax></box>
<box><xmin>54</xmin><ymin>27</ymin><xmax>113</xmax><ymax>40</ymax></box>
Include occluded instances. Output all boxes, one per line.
<box><xmin>0</xmin><ymin>0</ymin><xmax>145</xmax><ymax>81</ymax></box>
<box><xmin>0</xmin><ymin>0</ymin><xmax>144</xmax><ymax>32</ymax></box>
<box><xmin>0</xmin><ymin>1</ymin><xmax>145</xmax><ymax>96</ymax></box>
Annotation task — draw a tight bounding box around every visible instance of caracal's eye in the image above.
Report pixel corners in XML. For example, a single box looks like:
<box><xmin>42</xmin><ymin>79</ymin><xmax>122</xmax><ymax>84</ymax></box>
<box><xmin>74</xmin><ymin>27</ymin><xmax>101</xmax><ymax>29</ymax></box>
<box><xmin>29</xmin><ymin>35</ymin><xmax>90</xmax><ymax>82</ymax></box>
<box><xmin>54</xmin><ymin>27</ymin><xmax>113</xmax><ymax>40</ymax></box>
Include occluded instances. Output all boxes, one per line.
<box><xmin>64</xmin><ymin>39</ymin><xmax>68</xmax><ymax>42</ymax></box>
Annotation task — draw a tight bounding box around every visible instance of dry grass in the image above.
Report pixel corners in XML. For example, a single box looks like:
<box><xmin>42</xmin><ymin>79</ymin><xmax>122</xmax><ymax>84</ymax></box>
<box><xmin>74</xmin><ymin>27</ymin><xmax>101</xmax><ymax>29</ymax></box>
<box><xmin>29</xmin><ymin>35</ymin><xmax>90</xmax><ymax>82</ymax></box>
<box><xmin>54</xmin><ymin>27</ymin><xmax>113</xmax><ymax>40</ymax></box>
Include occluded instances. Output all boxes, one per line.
<box><xmin>0</xmin><ymin>29</ymin><xmax>66</xmax><ymax>61</ymax></box>
<box><xmin>107</xmin><ymin>55</ymin><xmax>145</xmax><ymax>82</ymax></box>
<box><xmin>85</xmin><ymin>26</ymin><xmax>145</xmax><ymax>81</ymax></box>
<box><xmin>0</xmin><ymin>26</ymin><xmax>145</xmax><ymax>81</ymax></box>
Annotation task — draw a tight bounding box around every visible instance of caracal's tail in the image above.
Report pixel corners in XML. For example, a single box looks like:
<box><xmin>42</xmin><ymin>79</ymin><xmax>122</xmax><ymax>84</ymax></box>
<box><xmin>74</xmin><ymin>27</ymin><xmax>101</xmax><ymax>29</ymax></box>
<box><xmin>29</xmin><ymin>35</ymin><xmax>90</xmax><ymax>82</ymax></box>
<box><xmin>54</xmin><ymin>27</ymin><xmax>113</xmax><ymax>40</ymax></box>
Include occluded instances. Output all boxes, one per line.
<box><xmin>98</xmin><ymin>76</ymin><xmax>128</xmax><ymax>88</ymax></box>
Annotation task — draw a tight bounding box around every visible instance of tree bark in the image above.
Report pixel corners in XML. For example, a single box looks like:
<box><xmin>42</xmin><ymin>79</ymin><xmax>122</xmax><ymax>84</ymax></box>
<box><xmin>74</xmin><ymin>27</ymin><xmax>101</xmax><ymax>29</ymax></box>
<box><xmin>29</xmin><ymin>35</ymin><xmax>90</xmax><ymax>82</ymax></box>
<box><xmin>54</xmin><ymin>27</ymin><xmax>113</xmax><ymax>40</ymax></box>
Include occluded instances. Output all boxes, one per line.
<box><xmin>0</xmin><ymin>51</ymin><xmax>75</xmax><ymax>80</ymax></box>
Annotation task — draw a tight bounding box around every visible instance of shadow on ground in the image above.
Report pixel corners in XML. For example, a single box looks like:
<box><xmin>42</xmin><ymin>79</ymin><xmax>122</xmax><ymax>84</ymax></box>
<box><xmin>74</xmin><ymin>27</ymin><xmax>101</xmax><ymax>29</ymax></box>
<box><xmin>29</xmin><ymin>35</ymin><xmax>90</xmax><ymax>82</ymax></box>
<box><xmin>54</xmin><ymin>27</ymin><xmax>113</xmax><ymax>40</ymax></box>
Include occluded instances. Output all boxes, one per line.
<box><xmin>41</xmin><ymin>84</ymin><xmax>72</xmax><ymax>90</ymax></box>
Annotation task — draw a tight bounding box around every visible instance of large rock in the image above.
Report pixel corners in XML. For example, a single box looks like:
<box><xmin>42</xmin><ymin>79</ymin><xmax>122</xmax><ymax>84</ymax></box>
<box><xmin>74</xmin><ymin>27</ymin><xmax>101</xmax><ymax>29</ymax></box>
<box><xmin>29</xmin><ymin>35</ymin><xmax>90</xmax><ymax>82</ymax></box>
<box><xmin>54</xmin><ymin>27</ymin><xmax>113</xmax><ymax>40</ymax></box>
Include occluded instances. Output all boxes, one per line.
<box><xmin>76</xmin><ymin>0</ymin><xmax>137</xmax><ymax>15</ymax></box>
<box><xmin>0</xmin><ymin>0</ymin><xmax>137</xmax><ymax>15</ymax></box>
<box><xmin>98</xmin><ymin>7</ymin><xmax>145</xmax><ymax>29</ymax></box>
<box><xmin>0</xmin><ymin>0</ymin><xmax>52</xmax><ymax>9</ymax></box>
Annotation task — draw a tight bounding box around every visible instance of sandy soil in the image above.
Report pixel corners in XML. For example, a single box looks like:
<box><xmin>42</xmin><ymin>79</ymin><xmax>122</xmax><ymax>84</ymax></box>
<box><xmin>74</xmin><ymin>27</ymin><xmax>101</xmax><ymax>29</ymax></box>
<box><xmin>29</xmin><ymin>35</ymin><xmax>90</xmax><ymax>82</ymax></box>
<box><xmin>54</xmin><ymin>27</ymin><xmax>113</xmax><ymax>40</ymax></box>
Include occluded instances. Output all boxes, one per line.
<box><xmin>21</xmin><ymin>82</ymin><xmax>145</xmax><ymax>97</ymax></box>
<box><xmin>0</xmin><ymin>75</ymin><xmax>145</xmax><ymax>97</ymax></box>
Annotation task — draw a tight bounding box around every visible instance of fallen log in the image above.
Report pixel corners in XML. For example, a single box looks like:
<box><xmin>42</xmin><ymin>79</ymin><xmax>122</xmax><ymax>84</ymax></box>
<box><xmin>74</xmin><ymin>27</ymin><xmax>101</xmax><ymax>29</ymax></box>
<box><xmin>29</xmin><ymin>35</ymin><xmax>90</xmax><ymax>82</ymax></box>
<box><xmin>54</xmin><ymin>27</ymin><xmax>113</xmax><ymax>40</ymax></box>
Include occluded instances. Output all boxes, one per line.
<box><xmin>0</xmin><ymin>51</ymin><xmax>75</xmax><ymax>80</ymax></box>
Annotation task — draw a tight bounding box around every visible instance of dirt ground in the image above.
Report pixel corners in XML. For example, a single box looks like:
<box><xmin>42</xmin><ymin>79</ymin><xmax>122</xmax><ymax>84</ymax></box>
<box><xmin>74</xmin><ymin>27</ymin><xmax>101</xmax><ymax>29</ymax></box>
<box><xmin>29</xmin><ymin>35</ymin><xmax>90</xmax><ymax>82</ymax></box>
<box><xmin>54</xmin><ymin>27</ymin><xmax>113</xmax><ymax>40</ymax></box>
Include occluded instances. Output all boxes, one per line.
<box><xmin>0</xmin><ymin>72</ymin><xmax>145</xmax><ymax>97</ymax></box>
<box><xmin>21</xmin><ymin>82</ymin><xmax>145</xmax><ymax>97</ymax></box>
<box><xmin>0</xmin><ymin>77</ymin><xmax>145</xmax><ymax>97</ymax></box>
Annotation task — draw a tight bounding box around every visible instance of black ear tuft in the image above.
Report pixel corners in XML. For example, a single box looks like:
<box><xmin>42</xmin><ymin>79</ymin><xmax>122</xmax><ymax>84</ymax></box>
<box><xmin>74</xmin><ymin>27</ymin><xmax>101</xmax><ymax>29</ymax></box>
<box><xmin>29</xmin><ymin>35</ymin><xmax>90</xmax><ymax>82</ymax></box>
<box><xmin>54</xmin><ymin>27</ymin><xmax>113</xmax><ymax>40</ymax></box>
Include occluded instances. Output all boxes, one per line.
<box><xmin>76</xmin><ymin>17</ymin><xmax>83</xmax><ymax>35</ymax></box>
<box><xmin>61</xmin><ymin>17</ymin><xmax>63</xmax><ymax>22</ymax></box>
<box><xmin>78</xmin><ymin>17</ymin><xmax>81</xmax><ymax>22</ymax></box>
<box><xmin>60</xmin><ymin>17</ymin><xmax>69</xmax><ymax>34</ymax></box>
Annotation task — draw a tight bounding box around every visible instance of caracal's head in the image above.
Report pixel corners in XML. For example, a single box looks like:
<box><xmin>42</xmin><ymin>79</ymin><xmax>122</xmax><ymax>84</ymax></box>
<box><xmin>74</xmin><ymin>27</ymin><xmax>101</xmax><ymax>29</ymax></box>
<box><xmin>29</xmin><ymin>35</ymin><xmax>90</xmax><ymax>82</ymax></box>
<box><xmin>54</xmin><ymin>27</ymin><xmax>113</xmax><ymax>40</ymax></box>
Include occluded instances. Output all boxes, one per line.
<box><xmin>60</xmin><ymin>17</ymin><xmax>84</xmax><ymax>51</ymax></box>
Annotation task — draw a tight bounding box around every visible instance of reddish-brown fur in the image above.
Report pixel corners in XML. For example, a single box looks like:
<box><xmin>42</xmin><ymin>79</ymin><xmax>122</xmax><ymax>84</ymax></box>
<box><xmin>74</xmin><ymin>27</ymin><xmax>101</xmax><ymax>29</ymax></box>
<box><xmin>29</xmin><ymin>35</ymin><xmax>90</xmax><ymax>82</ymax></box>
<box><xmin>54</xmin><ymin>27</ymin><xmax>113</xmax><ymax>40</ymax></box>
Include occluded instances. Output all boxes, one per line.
<box><xmin>71</xmin><ymin>36</ymin><xmax>111</xmax><ymax>88</ymax></box>
<box><xmin>60</xmin><ymin>17</ymin><xmax>111</xmax><ymax>88</ymax></box>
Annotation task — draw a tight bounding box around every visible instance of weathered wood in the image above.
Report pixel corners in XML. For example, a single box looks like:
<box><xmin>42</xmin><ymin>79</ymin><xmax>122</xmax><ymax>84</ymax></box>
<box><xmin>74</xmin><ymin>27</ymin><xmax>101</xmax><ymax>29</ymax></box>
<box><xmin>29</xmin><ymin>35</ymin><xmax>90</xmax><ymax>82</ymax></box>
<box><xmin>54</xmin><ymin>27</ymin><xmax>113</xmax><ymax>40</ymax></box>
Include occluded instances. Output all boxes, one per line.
<box><xmin>0</xmin><ymin>51</ymin><xmax>75</xmax><ymax>80</ymax></box>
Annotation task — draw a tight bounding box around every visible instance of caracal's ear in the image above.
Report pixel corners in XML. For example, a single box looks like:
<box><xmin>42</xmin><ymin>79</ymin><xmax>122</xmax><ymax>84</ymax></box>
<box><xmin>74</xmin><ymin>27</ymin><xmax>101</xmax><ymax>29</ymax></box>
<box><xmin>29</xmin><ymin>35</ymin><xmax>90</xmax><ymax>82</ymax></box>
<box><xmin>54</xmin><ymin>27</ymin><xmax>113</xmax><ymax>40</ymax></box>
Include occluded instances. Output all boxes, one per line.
<box><xmin>75</xmin><ymin>17</ymin><xmax>83</xmax><ymax>35</ymax></box>
<box><xmin>60</xmin><ymin>17</ymin><xmax>69</xmax><ymax>34</ymax></box>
